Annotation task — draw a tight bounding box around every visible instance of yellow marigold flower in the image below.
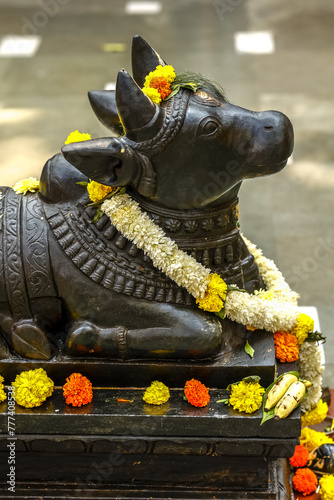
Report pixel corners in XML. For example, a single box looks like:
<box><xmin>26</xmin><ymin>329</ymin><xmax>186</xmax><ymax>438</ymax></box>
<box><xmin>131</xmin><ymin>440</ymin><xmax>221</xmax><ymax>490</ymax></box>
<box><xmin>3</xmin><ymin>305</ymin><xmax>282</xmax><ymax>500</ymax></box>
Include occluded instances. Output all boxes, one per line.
<box><xmin>12</xmin><ymin>177</ymin><xmax>40</xmax><ymax>195</ymax></box>
<box><xmin>0</xmin><ymin>375</ymin><xmax>6</xmax><ymax>403</ymax></box>
<box><xmin>144</xmin><ymin>64</ymin><xmax>176</xmax><ymax>87</ymax></box>
<box><xmin>64</xmin><ymin>130</ymin><xmax>91</xmax><ymax>144</ymax></box>
<box><xmin>300</xmin><ymin>427</ymin><xmax>334</xmax><ymax>452</ymax></box>
<box><xmin>143</xmin><ymin>381</ymin><xmax>170</xmax><ymax>405</ymax></box>
<box><xmin>301</xmin><ymin>399</ymin><xmax>328</xmax><ymax>427</ymax></box>
<box><xmin>196</xmin><ymin>273</ymin><xmax>227</xmax><ymax>313</ymax></box>
<box><xmin>319</xmin><ymin>474</ymin><xmax>334</xmax><ymax>500</ymax></box>
<box><xmin>87</xmin><ymin>180</ymin><xmax>115</xmax><ymax>203</ymax></box>
<box><xmin>290</xmin><ymin>313</ymin><xmax>314</xmax><ymax>345</ymax></box>
<box><xmin>229</xmin><ymin>380</ymin><xmax>265</xmax><ymax>414</ymax></box>
<box><xmin>12</xmin><ymin>368</ymin><xmax>54</xmax><ymax>408</ymax></box>
<box><xmin>142</xmin><ymin>86</ymin><xmax>162</xmax><ymax>104</ymax></box>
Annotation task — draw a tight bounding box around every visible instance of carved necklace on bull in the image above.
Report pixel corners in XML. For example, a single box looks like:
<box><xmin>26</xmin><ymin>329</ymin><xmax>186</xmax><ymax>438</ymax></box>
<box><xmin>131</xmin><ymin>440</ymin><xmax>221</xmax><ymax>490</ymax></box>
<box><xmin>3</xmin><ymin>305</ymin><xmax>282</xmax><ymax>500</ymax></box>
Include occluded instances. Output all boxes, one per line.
<box><xmin>12</xmin><ymin>65</ymin><xmax>320</xmax><ymax>346</ymax></box>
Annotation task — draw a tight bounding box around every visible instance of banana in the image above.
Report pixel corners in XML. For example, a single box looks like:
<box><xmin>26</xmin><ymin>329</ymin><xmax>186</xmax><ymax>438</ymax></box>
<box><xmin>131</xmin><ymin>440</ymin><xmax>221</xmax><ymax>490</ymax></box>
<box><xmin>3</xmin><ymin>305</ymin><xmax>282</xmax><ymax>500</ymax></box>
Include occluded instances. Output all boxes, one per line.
<box><xmin>264</xmin><ymin>373</ymin><xmax>298</xmax><ymax>411</ymax></box>
<box><xmin>274</xmin><ymin>381</ymin><xmax>306</xmax><ymax>420</ymax></box>
<box><xmin>301</xmin><ymin>379</ymin><xmax>313</xmax><ymax>388</ymax></box>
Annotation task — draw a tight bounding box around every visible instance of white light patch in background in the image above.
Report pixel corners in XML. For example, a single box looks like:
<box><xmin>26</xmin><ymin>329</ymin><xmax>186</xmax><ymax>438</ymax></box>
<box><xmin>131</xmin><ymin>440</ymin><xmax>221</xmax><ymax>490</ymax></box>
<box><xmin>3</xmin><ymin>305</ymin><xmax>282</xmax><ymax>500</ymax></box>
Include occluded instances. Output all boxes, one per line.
<box><xmin>104</xmin><ymin>82</ymin><xmax>116</xmax><ymax>91</ymax></box>
<box><xmin>125</xmin><ymin>2</ymin><xmax>162</xmax><ymax>15</ymax></box>
<box><xmin>234</xmin><ymin>32</ymin><xmax>275</xmax><ymax>54</ymax></box>
<box><xmin>0</xmin><ymin>35</ymin><xmax>41</xmax><ymax>57</ymax></box>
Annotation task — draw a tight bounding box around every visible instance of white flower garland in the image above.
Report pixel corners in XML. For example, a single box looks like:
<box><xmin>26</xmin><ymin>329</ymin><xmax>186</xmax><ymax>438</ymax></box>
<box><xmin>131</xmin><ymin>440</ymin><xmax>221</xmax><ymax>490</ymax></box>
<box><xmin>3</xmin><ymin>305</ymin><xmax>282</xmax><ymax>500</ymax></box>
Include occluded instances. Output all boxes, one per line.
<box><xmin>102</xmin><ymin>193</ymin><xmax>323</xmax><ymax>410</ymax></box>
<box><xmin>298</xmin><ymin>341</ymin><xmax>324</xmax><ymax>412</ymax></box>
<box><xmin>102</xmin><ymin>194</ymin><xmax>211</xmax><ymax>299</ymax></box>
<box><xmin>102</xmin><ymin>194</ymin><xmax>300</xmax><ymax>332</ymax></box>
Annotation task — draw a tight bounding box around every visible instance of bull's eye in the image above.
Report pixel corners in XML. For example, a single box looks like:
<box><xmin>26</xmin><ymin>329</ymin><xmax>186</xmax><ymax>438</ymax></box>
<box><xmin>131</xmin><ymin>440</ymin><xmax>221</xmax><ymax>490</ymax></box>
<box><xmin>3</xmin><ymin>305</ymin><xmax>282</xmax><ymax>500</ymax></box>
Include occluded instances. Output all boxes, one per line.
<box><xmin>197</xmin><ymin>117</ymin><xmax>221</xmax><ymax>138</ymax></box>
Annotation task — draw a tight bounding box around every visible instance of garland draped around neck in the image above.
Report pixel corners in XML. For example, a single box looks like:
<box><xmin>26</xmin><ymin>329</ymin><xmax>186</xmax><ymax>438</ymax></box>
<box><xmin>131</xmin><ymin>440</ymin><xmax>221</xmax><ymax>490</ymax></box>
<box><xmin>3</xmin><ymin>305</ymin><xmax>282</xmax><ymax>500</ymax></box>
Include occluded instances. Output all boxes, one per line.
<box><xmin>102</xmin><ymin>193</ymin><xmax>300</xmax><ymax>333</ymax></box>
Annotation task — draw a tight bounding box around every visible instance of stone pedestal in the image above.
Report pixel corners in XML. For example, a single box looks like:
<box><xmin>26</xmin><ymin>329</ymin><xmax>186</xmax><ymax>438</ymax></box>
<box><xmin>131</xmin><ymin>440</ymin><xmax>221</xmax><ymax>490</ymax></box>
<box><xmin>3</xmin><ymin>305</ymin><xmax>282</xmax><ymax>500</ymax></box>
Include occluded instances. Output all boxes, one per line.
<box><xmin>0</xmin><ymin>333</ymin><xmax>298</xmax><ymax>499</ymax></box>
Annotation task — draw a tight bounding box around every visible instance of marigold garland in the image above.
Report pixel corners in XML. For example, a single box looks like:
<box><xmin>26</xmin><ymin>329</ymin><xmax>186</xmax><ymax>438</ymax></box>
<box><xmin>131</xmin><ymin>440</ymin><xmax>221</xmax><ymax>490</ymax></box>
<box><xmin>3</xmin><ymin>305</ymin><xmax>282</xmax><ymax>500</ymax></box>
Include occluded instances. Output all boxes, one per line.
<box><xmin>143</xmin><ymin>381</ymin><xmax>170</xmax><ymax>405</ymax></box>
<box><xmin>301</xmin><ymin>399</ymin><xmax>328</xmax><ymax>427</ymax></box>
<box><xmin>274</xmin><ymin>331</ymin><xmax>299</xmax><ymax>363</ymax></box>
<box><xmin>184</xmin><ymin>379</ymin><xmax>210</xmax><ymax>408</ymax></box>
<box><xmin>12</xmin><ymin>368</ymin><xmax>54</xmax><ymax>408</ymax></box>
<box><xmin>229</xmin><ymin>380</ymin><xmax>265</xmax><ymax>414</ymax></box>
<box><xmin>300</xmin><ymin>427</ymin><xmax>334</xmax><ymax>452</ymax></box>
<box><xmin>289</xmin><ymin>444</ymin><xmax>310</xmax><ymax>468</ymax></box>
<box><xmin>12</xmin><ymin>177</ymin><xmax>40</xmax><ymax>195</ymax></box>
<box><xmin>292</xmin><ymin>467</ymin><xmax>318</xmax><ymax>496</ymax></box>
<box><xmin>63</xmin><ymin>373</ymin><xmax>93</xmax><ymax>407</ymax></box>
<box><xmin>0</xmin><ymin>375</ymin><xmax>6</xmax><ymax>403</ymax></box>
<box><xmin>319</xmin><ymin>474</ymin><xmax>334</xmax><ymax>500</ymax></box>
<box><xmin>65</xmin><ymin>130</ymin><xmax>91</xmax><ymax>144</ymax></box>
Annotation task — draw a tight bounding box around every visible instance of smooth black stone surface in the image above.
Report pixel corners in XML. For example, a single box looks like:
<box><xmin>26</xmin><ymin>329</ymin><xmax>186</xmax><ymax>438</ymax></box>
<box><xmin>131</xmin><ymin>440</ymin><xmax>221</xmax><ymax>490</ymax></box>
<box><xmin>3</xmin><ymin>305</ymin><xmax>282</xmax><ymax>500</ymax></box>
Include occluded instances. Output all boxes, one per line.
<box><xmin>0</xmin><ymin>330</ymin><xmax>275</xmax><ymax>388</ymax></box>
<box><xmin>0</xmin><ymin>453</ymin><xmax>292</xmax><ymax>499</ymax></box>
<box><xmin>0</xmin><ymin>387</ymin><xmax>300</xmax><ymax>438</ymax></box>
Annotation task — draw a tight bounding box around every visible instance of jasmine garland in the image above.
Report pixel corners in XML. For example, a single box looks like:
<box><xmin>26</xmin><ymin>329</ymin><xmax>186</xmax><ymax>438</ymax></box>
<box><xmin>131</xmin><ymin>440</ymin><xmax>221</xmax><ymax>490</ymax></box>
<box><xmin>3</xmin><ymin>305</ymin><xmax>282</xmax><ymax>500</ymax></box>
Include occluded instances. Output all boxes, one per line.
<box><xmin>102</xmin><ymin>194</ymin><xmax>300</xmax><ymax>332</ymax></box>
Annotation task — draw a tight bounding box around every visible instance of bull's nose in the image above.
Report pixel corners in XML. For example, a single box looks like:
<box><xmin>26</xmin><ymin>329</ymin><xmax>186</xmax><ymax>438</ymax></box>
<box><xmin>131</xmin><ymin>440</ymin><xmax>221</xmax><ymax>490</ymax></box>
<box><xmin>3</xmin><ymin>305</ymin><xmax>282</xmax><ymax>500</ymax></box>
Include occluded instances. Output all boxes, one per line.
<box><xmin>258</xmin><ymin>110</ymin><xmax>294</xmax><ymax>155</ymax></box>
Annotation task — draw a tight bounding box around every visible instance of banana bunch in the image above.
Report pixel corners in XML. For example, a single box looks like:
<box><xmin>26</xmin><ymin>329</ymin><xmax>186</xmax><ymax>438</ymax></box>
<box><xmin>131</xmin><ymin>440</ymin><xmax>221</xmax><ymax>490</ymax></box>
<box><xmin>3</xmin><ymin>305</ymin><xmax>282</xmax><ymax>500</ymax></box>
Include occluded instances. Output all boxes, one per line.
<box><xmin>264</xmin><ymin>373</ymin><xmax>312</xmax><ymax>420</ymax></box>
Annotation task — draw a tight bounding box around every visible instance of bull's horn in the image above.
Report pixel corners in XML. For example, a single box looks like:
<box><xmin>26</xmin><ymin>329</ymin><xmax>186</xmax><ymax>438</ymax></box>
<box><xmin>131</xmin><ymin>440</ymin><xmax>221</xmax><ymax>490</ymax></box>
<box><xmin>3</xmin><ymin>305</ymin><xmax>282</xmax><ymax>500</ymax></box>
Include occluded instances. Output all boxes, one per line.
<box><xmin>88</xmin><ymin>90</ymin><xmax>123</xmax><ymax>135</ymax></box>
<box><xmin>116</xmin><ymin>69</ymin><xmax>164</xmax><ymax>141</ymax></box>
<box><xmin>132</xmin><ymin>35</ymin><xmax>166</xmax><ymax>87</ymax></box>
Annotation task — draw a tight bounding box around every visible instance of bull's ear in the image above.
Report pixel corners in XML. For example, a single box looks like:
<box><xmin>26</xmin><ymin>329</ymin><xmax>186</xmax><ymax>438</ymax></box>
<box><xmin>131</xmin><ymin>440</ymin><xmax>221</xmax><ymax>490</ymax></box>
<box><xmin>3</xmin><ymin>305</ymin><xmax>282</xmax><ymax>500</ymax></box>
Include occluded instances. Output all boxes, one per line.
<box><xmin>61</xmin><ymin>137</ymin><xmax>156</xmax><ymax>196</ymax></box>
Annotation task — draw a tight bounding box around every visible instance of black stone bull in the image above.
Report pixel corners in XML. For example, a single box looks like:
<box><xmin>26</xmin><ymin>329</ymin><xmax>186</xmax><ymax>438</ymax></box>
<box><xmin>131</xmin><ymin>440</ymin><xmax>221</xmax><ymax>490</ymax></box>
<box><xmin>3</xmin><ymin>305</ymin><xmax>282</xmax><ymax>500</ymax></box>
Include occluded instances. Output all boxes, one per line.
<box><xmin>0</xmin><ymin>36</ymin><xmax>293</xmax><ymax>361</ymax></box>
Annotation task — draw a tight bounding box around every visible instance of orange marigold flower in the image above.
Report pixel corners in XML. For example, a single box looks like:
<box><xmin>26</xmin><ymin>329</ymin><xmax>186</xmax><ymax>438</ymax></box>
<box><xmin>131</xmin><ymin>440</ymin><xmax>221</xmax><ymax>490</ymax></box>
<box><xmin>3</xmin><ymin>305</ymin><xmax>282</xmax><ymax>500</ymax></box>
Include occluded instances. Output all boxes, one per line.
<box><xmin>148</xmin><ymin>76</ymin><xmax>172</xmax><ymax>100</ymax></box>
<box><xmin>63</xmin><ymin>373</ymin><xmax>93</xmax><ymax>407</ymax></box>
<box><xmin>274</xmin><ymin>331</ymin><xmax>299</xmax><ymax>363</ymax></box>
<box><xmin>292</xmin><ymin>467</ymin><xmax>318</xmax><ymax>496</ymax></box>
<box><xmin>289</xmin><ymin>445</ymin><xmax>310</xmax><ymax>468</ymax></box>
<box><xmin>184</xmin><ymin>378</ymin><xmax>210</xmax><ymax>408</ymax></box>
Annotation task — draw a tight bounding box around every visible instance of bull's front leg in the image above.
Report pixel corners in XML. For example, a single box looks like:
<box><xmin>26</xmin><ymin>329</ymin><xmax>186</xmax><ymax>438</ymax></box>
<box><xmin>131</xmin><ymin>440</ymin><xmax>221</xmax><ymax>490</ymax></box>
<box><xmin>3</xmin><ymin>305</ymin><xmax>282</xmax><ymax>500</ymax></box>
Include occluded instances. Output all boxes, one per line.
<box><xmin>65</xmin><ymin>304</ymin><xmax>223</xmax><ymax>360</ymax></box>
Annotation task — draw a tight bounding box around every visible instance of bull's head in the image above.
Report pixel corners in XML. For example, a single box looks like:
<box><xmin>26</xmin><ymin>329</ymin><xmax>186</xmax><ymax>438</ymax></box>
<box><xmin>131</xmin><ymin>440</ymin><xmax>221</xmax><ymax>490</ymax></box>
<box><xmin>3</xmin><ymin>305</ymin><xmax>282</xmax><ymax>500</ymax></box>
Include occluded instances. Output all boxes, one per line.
<box><xmin>62</xmin><ymin>35</ymin><xmax>293</xmax><ymax>210</ymax></box>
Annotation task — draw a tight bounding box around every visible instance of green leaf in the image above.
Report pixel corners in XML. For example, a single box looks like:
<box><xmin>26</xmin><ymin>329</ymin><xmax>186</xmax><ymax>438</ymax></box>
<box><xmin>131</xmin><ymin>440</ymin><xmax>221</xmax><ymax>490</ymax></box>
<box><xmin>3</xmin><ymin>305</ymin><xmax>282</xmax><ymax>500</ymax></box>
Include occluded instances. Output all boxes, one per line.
<box><xmin>89</xmin><ymin>207</ymin><xmax>104</xmax><ymax>224</ymax></box>
<box><xmin>180</xmin><ymin>82</ymin><xmax>198</xmax><ymax>92</ymax></box>
<box><xmin>244</xmin><ymin>340</ymin><xmax>254</xmax><ymax>358</ymax></box>
<box><xmin>215</xmin><ymin>307</ymin><xmax>225</xmax><ymax>319</ymax></box>
<box><xmin>183</xmin><ymin>396</ymin><xmax>188</xmax><ymax>401</ymax></box>
<box><xmin>164</xmin><ymin>85</ymin><xmax>181</xmax><ymax>101</ymax></box>
<box><xmin>261</xmin><ymin>407</ymin><xmax>275</xmax><ymax>426</ymax></box>
<box><xmin>76</xmin><ymin>181</ymin><xmax>89</xmax><ymax>186</ymax></box>
<box><xmin>306</xmin><ymin>331</ymin><xmax>326</xmax><ymax>343</ymax></box>
<box><xmin>243</xmin><ymin>375</ymin><xmax>261</xmax><ymax>384</ymax></box>
<box><xmin>216</xmin><ymin>398</ymin><xmax>229</xmax><ymax>404</ymax></box>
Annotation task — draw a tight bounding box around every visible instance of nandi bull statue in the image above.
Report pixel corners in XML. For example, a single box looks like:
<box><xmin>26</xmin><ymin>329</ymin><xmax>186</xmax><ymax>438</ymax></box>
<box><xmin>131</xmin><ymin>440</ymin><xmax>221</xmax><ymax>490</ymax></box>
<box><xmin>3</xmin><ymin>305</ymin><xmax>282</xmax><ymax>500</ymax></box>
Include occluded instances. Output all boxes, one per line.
<box><xmin>0</xmin><ymin>35</ymin><xmax>293</xmax><ymax>362</ymax></box>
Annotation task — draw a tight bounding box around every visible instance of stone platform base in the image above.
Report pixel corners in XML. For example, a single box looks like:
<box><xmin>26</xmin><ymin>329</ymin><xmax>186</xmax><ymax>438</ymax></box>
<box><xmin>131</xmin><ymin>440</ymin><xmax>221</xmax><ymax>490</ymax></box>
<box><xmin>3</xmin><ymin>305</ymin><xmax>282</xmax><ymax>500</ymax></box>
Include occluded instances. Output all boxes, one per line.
<box><xmin>0</xmin><ymin>336</ymin><xmax>298</xmax><ymax>499</ymax></box>
<box><xmin>0</xmin><ymin>434</ymin><xmax>293</xmax><ymax>499</ymax></box>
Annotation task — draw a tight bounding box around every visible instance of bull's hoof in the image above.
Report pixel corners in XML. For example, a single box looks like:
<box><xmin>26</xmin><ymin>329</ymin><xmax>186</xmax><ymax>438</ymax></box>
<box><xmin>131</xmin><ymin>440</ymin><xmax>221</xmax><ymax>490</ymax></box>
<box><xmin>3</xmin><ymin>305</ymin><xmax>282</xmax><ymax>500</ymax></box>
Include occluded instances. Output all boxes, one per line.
<box><xmin>66</xmin><ymin>321</ymin><xmax>127</xmax><ymax>358</ymax></box>
<box><xmin>11</xmin><ymin>319</ymin><xmax>53</xmax><ymax>360</ymax></box>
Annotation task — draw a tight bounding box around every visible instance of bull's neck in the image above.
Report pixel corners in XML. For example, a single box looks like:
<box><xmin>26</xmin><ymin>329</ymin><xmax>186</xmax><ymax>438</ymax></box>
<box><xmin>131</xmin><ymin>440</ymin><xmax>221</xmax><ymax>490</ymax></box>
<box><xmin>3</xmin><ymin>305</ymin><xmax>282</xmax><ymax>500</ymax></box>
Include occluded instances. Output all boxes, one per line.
<box><xmin>132</xmin><ymin>193</ymin><xmax>263</xmax><ymax>292</ymax></box>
